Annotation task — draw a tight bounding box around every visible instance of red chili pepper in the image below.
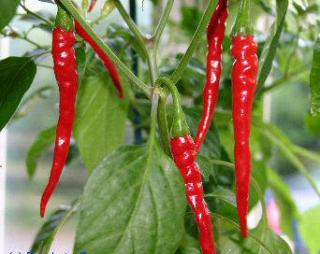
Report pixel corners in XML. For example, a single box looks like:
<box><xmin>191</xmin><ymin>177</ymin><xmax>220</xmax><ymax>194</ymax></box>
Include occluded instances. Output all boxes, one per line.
<box><xmin>195</xmin><ymin>0</ymin><xmax>228</xmax><ymax>153</ymax></box>
<box><xmin>88</xmin><ymin>0</ymin><xmax>97</xmax><ymax>12</ymax></box>
<box><xmin>158</xmin><ymin>77</ymin><xmax>216</xmax><ymax>254</ymax></box>
<box><xmin>40</xmin><ymin>6</ymin><xmax>78</xmax><ymax>218</ymax></box>
<box><xmin>75</xmin><ymin>21</ymin><xmax>124</xmax><ymax>98</ymax></box>
<box><xmin>231</xmin><ymin>0</ymin><xmax>258</xmax><ymax>237</ymax></box>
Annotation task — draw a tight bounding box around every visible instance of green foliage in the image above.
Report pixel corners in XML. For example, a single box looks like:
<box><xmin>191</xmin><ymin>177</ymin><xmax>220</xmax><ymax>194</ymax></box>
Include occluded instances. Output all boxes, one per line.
<box><xmin>74</xmin><ymin>73</ymin><xmax>129</xmax><ymax>172</ymax></box>
<box><xmin>267</xmin><ymin>169</ymin><xmax>298</xmax><ymax>237</ymax></box>
<box><xmin>30</xmin><ymin>200</ymin><xmax>79</xmax><ymax>254</ymax></box>
<box><xmin>300</xmin><ymin>205</ymin><xmax>320</xmax><ymax>254</ymax></box>
<box><xmin>220</xmin><ymin>221</ymin><xmax>292</xmax><ymax>254</ymax></box>
<box><xmin>26</xmin><ymin>126</ymin><xmax>56</xmax><ymax>179</ymax></box>
<box><xmin>257</xmin><ymin>0</ymin><xmax>288</xmax><ymax>91</ymax></box>
<box><xmin>310</xmin><ymin>37</ymin><xmax>320</xmax><ymax>116</ymax></box>
<box><xmin>2</xmin><ymin>0</ymin><xmax>320</xmax><ymax>253</ymax></box>
<box><xmin>0</xmin><ymin>0</ymin><xmax>19</xmax><ymax>30</ymax></box>
<box><xmin>0</xmin><ymin>57</ymin><xmax>36</xmax><ymax>131</ymax></box>
<box><xmin>74</xmin><ymin>144</ymin><xmax>186</xmax><ymax>253</ymax></box>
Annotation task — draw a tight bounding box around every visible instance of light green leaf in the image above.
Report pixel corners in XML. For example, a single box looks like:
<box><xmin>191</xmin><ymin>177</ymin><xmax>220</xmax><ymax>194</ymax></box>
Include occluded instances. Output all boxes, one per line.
<box><xmin>0</xmin><ymin>0</ymin><xmax>19</xmax><ymax>30</ymax></box>
<box><xmin>310</xmin><ymin>37</ymin><xmax>320</xmax><ymax>116</ymax></box>
<box><xmin>300</xmin><ymin>205</ymin><xmax>320</xmax><ymax>254</ymax></box>
<box><xmin>74</xmin><ymin>73</ymin><xmax>129</xmax><ymax>172</ymax></box>
<box><xmin>74</xmin><ymin>144</ymin><xmax>186</xmax><ymax>253</ymax></box>
<box><xmin>26</xmin><ymin>126</ymin><xmax>56</xmax><ymax>179</ymax></box>
<box><xmin>255</xmin><ymin>123</ymin><xmax>320</xmax><ymax>198</ymax></box>
<box><xmin>30</xmin><ymin>199</ymin><xmax>80</xmax><ymax>254</ymax></box>
<box><xmin>0</xmin><ymin>57</ymin><xmax>37</xmax><ymax>130</ymax></box>
<box><xmin>267</xmin><ymin>168</ymin><xmax>298</xmax><ymax>238</ymax></box>
<box><xmin>258</xmin><ymin>0</ymin><xmax>289</xmax><ymax>90</ymax></box>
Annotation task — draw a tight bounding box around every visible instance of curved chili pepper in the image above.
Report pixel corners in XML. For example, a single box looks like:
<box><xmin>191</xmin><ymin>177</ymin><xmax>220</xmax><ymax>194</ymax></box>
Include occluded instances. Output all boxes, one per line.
<box><xmin>157</xmin><ymin>77</ymin><xmax>216</xmax><ymax>254</ymax></box>
<box><xmin>75</xmin><ymin>21</ymin><xmax>124</xmax><ymax>98</ymax></box>
<box><xmin>195</xmin><ymin>0</ymin><xmax>228</xmax><ymax>153</ymax></box>
<box><xmin>40</xmin><ymin>6</ymin><xmax>79</xmax><ymax>218</ymax></box>
<box><xmin>88</xmin><ymin>0</ymin><xmax>97</xmax><ymax>12</ymax></box>
<box><xmin>231</xmin><ymin>35</ymin><xmax>258</xmax><ymax>237</ymax></box>
<box><xmin>231</xmin><ymin>0</ymin><xmax>259</xmax><ymax>236</ymax></box>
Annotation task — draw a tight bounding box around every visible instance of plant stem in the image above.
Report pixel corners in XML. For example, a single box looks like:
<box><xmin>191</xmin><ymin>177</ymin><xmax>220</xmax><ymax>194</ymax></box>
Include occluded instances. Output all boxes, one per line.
<box><xmin>19</xmin><ymin>3</ymin><xmax>54</xmax><ymax>28</ymax></box>
<box><xmin>158</xmin><ymin>88</ymin><xmax>171</xmax><ymax>155</ymax></box>
<box><xmin>58</xmin><ymin>0</ymin><xmax>151</xmax><ymax>97</ymax></box>
<box><xmin>170</xmin><ymin>0</ymin><xmax>217</xmax><ymax>84</ymax></box>
<box><xmin>259</xmin><ymin>68</ymin><xmax>308</xmax><ymax>94</ymax></box>
<box><xmin>149</xmin><ymin>88</ymin><xmax>160</xmax><ymax>147</ymax></box>
<box><xmin>113</xmin><ymin>0</ymin><xmax>156</xmax><ymax>83</ymax></box>
<box><xmin>153</xmin><ymin>0</ymin><xmax>174</xmax><ymax>51</ymax></box>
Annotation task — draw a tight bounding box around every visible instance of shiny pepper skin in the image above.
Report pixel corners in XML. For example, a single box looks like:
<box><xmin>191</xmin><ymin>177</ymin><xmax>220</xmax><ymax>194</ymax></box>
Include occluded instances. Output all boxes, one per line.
<box><xmin>171</xmin><ymin>135</ymin><xmax>216</xmax><ymax>254</ymax></box>
<box><xmin>40</xmin><ymin>27</ymin><xmax>79</xmax><ymax>217</ymax></box>
<box><xmin>75</xmin><ymin>21</ymin><xmax>124</xmax><ymax>98</ymax></box>
<box><xmin>195</xmin><ymin>0</ymin><xmax>228</xmax><ymax>153</ymax></box>
<box><xmin>231</xmin><ymin>35</ymin><xmax>258</xmax><ymax>237</ymax></box>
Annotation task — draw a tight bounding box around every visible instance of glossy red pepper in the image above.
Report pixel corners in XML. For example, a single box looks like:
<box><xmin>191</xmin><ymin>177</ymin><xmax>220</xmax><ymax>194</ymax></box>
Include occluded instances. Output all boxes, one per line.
<box><xmin>195</xmin><ymin>0</ymin><xmax>228</xmax><ymax>153</ymax></box>
<box><xmin>40</xmin><ymin>7</ymin><xmax>78</xmax><ymax>218</ymax></box>
<box><xmin>171</xmin><ymin>136</ymin><xmax>216</xmax><ymax>254</ymax></box>
<box><xmin>157</xmin><ymin>77</ymin><xmax>216</xmax><ymax>254</ymax></box>
<box><xmin>75</xmin><ymin>21</ymin><xmax>124</xmax><ymax>98</ymax></box>
<box><xmin>231</xmin><ymin>35</ymin><xmax>258</xmax><ymax>237</ymax></box>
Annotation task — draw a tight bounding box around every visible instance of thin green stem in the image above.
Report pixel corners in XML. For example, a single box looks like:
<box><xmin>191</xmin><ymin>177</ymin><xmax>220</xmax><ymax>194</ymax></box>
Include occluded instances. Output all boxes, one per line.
<box><xmin>259</xmin><ymin>68</ymin><xmax>308</xmax><ymax>94</ymax></box>
<box><xmin>149</xmin><ymin>88</ymin><xmax>160</xmax><ymax>147</ymax></box>
<box><xmin>158</xmin><ymin>88</ymin><xmax>170</xmax><ymax>155</ymax></box>
<box><xmin>232</xmin><ymin>0</ymin><xmax>253</xmax><ymax>36</ymax></box>
<box><xmin>170</xmin><ymin>0</ymin><xmax>217</xmax><ymax>84</ymax></box>
<box><xmin>153</xmin><ymin>0</ymin><xmax>174</xmax><ymax>51</ymax></box>
<box><xmin>20</xmin><ymin>3</ymin><xmax>54</xmax><ymax>28</ymax></box>
<box><xmin>114</xmin><ymin>0</ymin><xmax>156</xmax><ymax>83</ymax></box>
<box><xmin>58</xmin><ymin>0</ymin><xmax>151</xmax><ymax>97</ymax></box>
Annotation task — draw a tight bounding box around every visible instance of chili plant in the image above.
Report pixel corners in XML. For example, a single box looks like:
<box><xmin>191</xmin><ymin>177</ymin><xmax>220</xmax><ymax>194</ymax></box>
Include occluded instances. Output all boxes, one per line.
<box><xmin>1</xmin><ymin>0</ymin><xmax>320</xmax><ymax>253</ymax></box>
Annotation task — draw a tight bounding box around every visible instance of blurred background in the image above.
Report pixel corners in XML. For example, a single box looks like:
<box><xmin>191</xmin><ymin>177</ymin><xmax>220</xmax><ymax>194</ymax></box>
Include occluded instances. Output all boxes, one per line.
<box><xmin>1</xmin><ymin>0</ymin><xmax>320</xmax><ymax>253</ymax></box>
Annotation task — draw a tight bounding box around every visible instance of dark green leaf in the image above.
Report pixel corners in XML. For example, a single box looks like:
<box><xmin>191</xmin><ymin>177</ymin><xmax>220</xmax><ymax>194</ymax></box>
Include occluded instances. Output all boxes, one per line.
<box><xmin>74</xmin><ymin>144</ymin><xmax>186</xmax><ymax>253</ymax></box>
<box><xmin>0</xmin><ymin>57</ymin><xmax>37</xmax><ymax>130</ymax></box>
<box><xmin>74</xmin><ymin>73</ymin><xmax>129</xmax><ymax>172</ymax></box>
<box><xmin>0</xmin><ymin>0</ymin><xmax>19</xmax><ymax>30</ymax></box>
<box><xmin>26</xmin><ymin>126</ymin><xmax>56</xmax><ymax>179</ymax></box>
<box><xmin>31</xmin><ymin>199</ymin><xmax>80</xmax><ymax>254</ymax></box>
<box><xmin>180</xmin><ymin>6</ymin><xmax>203</xmax><ymax>37</ymax></box>
<box><xmin>310</xmin><ymin>37</ymin><xmax>320</xmax><ymax>116</ymax></box>
<box><xmin>257</xmin><ymin>0</ymin><xmax>288</xmax><ymax>90</ymax></box>
<box><xmin>176</xmin><ymin>234</ymin><xmax>201</xmax><ymax>254</ymax></box>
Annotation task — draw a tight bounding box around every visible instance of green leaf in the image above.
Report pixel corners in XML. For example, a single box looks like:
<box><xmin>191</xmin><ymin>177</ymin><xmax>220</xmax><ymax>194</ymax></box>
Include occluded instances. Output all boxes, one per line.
<box><xmin>220</xmin><ymin>221</ymin><xmax>292</xmax><ymax>254</ymax></box>
<box><xmin>267</xmin><ymin>168</ymin><xmax>298</xmax><ymax>238</ymax></box>
<box><xmin>300</xmin><ymin>205</ymin><xmax>320</xmax><ymax>254</ymax></box>
<box><xmin>0</xmin><ymin>0</ymin><xmax>19</xmax><ymax>30</ymax></box>
<box><xmin>0</xmin><ymin>57</ymin><xmax>37</xmax><ymax>130</ymax></box>
<box><xmin>74</xmin><ymin>144</ymin><xmax>186</xmax><ymax>253</ymax></box>
<box><xmin>310</xmin><ymin>37</ymin><xmax>320</xmax><ymax>116</ymax></box>
<box><xmin>31</xmin><ymin>199</ymin><xmax>80</xmax><ymax>254</ymax></box>
<box><xmin>257</xmin><ymin>0</ymin><xmax>288</xmax><ymax>90</ymax></box>
<box><xmin>74</xmin><ymin>73</ymin><xmax>129</xmax><ymax>172</ymax></box>
<box><xmin>26</xmin><ymin>126</ymin><xmax>56</xmax><ymax>179</ymax></box>
<box><xmin>176</xmin><ymin>234</ymin><xmax>201</xmax><ymax>254</ymax></box>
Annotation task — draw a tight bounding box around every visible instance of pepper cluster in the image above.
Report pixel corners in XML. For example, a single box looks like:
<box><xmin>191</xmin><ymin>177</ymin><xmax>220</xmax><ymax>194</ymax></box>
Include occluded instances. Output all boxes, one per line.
<box><xmin>41</xmin><ymin>0</ymin><xmax>258</xmax><ymax>253</ymax></box>
<box><xmin>40</xmin><ymin>2</ymin><xmax>124</xmax><ymax>217</ymax></box>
